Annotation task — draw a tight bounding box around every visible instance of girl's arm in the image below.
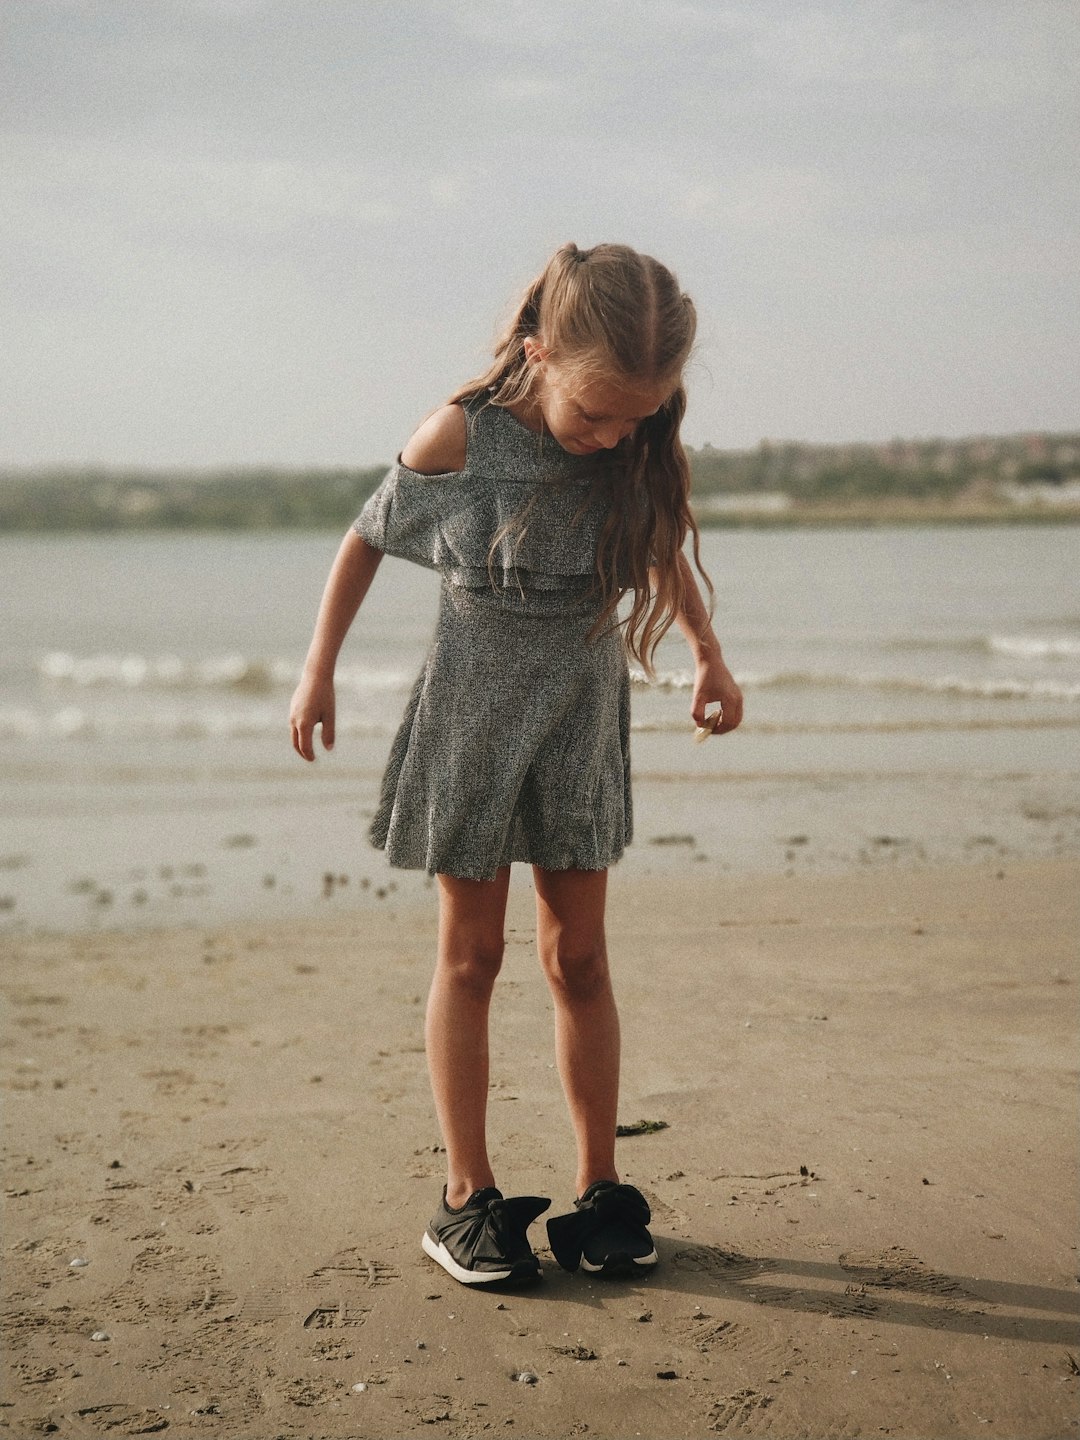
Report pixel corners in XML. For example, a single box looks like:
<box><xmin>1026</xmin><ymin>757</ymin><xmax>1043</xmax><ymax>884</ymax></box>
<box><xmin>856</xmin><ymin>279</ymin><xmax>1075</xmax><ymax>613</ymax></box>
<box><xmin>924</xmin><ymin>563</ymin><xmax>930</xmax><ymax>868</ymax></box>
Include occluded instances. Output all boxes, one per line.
<box><xmin>663</xmin><ymin>552</ymin><xmax>744</xmax><ymax>735</ymax></box>
<box><xmin>290</xmin><ymin>407</ymin><xmax>460</xmax><ymax>761</ymax></box>
<box><xmin>290</xmin><ymin>529</ymin><xmax>384</xmax><ymax>761</ymax></box>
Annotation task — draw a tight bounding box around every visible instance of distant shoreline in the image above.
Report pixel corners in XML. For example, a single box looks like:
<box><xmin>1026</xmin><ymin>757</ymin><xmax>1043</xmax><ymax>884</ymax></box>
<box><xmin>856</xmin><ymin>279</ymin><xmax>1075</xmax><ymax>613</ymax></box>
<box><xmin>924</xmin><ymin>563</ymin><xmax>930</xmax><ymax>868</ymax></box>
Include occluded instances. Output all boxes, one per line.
<box><xmin>2</xmin><ymin>499</ymin><xmax>1078</xmax><ymax>533</ymax></box>
<box><xmin>695</xmin><ymin>499</ymin><xmax>1080</xmax><ymax>528</ymax></box>
<box><xmin>2</xmin><ymin>429</ymin><xmax>1078</xmax><ymax>531</ymax></box>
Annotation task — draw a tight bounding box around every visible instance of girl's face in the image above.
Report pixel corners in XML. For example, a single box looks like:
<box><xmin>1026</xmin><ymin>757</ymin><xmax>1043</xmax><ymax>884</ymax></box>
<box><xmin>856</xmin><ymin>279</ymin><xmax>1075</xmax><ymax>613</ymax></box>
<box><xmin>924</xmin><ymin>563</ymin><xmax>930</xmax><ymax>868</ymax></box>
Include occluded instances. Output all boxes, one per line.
<box><xmin>523</xmin><ymin>342</ymin><xmax>673</xmax><ymax>455</ymax></box>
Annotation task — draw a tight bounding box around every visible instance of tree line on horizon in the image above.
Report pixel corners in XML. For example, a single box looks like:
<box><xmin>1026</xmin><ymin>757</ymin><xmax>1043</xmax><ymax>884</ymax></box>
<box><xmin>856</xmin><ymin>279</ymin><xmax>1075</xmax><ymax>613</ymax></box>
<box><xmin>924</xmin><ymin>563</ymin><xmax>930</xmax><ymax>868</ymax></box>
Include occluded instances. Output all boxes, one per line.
<box><xmin>1</xmin><ymin>432</ymin><xmax>1077</xmax><ymax>531</ymax></box>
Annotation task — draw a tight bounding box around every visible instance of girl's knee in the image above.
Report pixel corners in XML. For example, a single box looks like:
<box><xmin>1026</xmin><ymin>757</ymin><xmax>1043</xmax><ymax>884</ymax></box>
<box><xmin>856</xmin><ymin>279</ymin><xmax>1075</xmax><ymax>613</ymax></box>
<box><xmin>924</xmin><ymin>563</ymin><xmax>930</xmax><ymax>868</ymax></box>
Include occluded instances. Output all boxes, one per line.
<box><xmin>437</xmin><ymin>936</ymin><xmax>505</xmax><ymax>995</ymax></box>
<box><xmin>540</xmin><ymin>940</ymin><xmax>611</xmax><ymax>1002</ymax></box>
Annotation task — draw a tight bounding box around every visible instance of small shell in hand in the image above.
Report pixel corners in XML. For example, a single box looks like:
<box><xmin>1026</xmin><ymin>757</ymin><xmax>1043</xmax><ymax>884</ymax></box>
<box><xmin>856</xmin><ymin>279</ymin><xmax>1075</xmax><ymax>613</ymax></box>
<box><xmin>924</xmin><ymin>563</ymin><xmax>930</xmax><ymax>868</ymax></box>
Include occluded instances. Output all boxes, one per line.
<box><xmin>693</xmin><ymin>706</ymin><xmax>724</xmax><ymax>742</ymax></box>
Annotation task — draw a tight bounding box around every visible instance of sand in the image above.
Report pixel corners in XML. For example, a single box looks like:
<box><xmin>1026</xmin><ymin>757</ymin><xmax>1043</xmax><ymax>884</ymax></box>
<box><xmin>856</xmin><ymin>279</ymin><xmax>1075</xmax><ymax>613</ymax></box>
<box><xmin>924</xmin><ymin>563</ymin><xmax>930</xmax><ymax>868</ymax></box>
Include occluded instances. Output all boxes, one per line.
<box><xmin>2</xmin><ymin>858</ymin><xmax>1078</xmax><ymax>1439</ymax></box>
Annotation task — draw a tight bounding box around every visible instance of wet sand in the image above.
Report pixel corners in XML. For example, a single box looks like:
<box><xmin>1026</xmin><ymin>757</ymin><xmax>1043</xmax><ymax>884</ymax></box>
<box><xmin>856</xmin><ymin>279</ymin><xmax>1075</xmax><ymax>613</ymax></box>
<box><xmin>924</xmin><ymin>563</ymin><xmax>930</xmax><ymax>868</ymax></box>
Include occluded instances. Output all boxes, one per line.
<box><xmin>3</xmin><ymin>856</ymin><xmax>1078</xmax><ymax>1438</ymax></box>
<box><xmin>3</xmin><ymin>748</ymin><xmax>1079</xmax><ymax>938</ymax></box>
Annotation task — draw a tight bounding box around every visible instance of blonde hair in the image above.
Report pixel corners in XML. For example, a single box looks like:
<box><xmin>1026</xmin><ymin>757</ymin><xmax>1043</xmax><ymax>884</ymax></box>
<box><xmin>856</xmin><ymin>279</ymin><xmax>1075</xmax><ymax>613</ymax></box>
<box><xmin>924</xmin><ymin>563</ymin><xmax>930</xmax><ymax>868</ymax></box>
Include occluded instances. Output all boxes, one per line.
<box><xmin>448</xmin><ymin>242</ymin><xmax>710</xmax><ymax>673</ymax></box>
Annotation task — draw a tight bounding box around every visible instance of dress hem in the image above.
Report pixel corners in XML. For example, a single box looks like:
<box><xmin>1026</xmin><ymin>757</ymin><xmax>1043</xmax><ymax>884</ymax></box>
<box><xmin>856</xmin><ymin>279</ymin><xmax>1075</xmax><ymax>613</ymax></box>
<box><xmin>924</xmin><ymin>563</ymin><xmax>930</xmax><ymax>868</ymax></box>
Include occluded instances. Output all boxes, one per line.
<box><xmin>372</xmin><ymin>839</ymin><xmax>628</xmax><ymax>883</ymax></box>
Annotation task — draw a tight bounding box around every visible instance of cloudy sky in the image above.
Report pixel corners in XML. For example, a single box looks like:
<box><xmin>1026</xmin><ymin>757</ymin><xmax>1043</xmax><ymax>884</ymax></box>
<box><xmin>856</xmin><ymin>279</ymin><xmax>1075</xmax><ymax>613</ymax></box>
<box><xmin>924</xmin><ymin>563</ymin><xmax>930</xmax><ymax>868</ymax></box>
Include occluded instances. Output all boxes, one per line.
<box><xmin>3</xmin><ymin>0</ymin><xmax>1078</xmax><ymax>468</ymax></box>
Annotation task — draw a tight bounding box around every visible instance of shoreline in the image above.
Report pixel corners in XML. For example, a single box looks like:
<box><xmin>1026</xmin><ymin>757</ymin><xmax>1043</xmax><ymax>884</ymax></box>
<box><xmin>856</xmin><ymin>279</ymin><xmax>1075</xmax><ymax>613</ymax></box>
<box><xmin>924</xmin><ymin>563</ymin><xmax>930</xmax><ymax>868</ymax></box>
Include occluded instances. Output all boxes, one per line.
<box><xmin>4</xmin><ymin>757</ymin><xmax>1079</xmax><ymax>939</ymax></box>
<box><xmin>3</xmin><ymin>856</ymin><xmax>1077</xmax><ymax>1438</ymax></box>
<box><xmin>2</xmin><ymin>509</ymin><xmax>1079</xmax><ymax>536</ymax></box>
<box><xmin>695</xmin><ymin>504</ymin><xmax>1080</xmax><ymax>528</ymax></box>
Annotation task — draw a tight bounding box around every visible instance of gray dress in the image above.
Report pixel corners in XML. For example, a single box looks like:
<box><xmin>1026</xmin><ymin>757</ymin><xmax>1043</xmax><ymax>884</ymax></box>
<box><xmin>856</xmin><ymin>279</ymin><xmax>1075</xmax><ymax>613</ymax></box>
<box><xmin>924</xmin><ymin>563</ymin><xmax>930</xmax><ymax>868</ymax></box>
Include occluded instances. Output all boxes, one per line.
<box><xmin>353</xmin><ymin>397</ymin><xmax>632</xmax><ymax>881</ymax></box>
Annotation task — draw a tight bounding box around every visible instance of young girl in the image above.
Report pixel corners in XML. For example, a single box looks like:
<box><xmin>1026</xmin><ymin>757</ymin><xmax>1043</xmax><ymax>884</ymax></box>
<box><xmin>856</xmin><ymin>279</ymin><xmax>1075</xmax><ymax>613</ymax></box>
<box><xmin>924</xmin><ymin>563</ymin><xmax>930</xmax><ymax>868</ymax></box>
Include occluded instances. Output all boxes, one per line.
<box><xmin>290</xmin><ymin>242</ymin><xmax>743</xmax><ymax>1285</ymax></box>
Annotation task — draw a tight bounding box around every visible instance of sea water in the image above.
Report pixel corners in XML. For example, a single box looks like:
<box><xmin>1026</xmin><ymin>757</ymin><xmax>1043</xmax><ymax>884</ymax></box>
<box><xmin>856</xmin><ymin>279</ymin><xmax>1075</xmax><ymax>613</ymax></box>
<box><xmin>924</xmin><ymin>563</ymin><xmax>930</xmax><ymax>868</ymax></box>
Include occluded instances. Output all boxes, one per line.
<box><xmin>2</xmin><ymin>526</ymin><xmax>1078</xmax><ymax>932</ymax></box>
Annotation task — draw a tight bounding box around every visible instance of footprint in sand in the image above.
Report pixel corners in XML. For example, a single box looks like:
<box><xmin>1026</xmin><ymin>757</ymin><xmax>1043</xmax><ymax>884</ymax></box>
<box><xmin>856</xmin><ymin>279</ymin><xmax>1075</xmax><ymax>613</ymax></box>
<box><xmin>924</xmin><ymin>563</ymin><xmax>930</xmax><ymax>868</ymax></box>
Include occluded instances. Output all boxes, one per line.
<box><xmin>810</xmin><ymin>1283</ymin><xmax>880</xmax><ymax>1319</ymax></box>
<box><xmin>838</xmin><ymin>1245</ymin><xmax>985</xmax><ymax>1305</ymax></box>
<box><xmin>302</xmin><ymin>1302</ymin><xmax>372</xmax><ymax>1330</ymax></box>
<box><xmin>707</xmin><ymin>1387</ymin><xmax>773</xmax><ymax>1431</ymax></box>
<box><xmin>308</xmin><ymin>1248</ymin><xmax>401</xmax><ymax>1288</ymax></box>
<box><xmin>673</xmin><ymin>1241</ymin><xmax>774</xmax><ymax>1285</ymax></box>
<box><xmin>679</xmin><ymin>1314</ymin><xmax>752</xmax><ymax>1354</ymax></box>
<box><xmin>104</xmin><ymin>1242</ymin><xmax>233</xmax><ymax>1328</ymax></box>
<box><xmin>74</xmin><ymin>1405</ymin><xmax>170</xmax><ymax>1435</ymax></box>
<box><xmin>240</xmin><ymin>1287</ymin><xmax>286</xmax><ymax>1324</ymax></box>
<box><xmin>295</xmin><ymin>1250</ymin><xmax>398</xmax><ymax>1339</ymax></box>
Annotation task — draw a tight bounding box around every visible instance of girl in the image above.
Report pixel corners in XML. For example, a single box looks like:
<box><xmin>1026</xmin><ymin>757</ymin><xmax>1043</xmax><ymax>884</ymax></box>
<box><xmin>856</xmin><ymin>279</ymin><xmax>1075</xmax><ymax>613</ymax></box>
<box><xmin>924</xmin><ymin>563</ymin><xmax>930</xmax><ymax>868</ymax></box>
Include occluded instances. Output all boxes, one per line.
<box><xmin>290</xmin><ymin>242</ymin><xmax>743</xmax><ymax>1286</ymax></box>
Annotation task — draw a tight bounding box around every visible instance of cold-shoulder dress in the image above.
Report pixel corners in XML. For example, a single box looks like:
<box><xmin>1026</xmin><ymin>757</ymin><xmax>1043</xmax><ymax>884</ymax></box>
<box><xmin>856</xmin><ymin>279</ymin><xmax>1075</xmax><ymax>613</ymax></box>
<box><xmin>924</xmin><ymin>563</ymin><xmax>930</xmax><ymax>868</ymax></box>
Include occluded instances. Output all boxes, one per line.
<box><xmin>353</xmin><ymin>397</ymin><xmax>632</xmax><ymax>881</ymax></box>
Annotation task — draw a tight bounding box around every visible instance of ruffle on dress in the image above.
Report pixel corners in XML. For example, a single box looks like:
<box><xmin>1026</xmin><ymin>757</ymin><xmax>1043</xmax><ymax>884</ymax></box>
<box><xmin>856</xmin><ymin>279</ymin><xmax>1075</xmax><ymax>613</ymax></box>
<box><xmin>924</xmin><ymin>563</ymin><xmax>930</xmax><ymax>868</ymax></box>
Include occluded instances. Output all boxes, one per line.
<box><xmin>354</xmin><ymin>459</ymin><xmax>609</xmax><ymax>593</ymax></box>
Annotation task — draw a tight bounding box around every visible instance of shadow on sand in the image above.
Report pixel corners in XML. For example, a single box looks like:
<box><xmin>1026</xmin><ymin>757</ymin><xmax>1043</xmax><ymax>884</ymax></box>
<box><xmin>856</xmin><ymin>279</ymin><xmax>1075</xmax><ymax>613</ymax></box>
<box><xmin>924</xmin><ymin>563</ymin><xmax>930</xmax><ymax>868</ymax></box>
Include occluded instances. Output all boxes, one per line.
<box><xmin>525</xmin><ymin>1237</ymin><xmax>1080</xmax><ymax>1348</ymax></box>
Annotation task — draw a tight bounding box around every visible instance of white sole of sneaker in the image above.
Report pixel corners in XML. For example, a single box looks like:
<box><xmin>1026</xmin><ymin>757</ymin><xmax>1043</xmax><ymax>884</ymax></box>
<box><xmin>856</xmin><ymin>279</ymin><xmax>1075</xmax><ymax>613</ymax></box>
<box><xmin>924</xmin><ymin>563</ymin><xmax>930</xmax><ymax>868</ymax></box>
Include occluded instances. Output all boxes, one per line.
<box><xmin>421</xmin><ymin>1230</ymin><xmax>517</xmax><ymax>1285</ymax></box>
<box><xmin>581</xmin><ymin>1248</ymin><xmax>658</xmax><ymax>1273</ymax></box>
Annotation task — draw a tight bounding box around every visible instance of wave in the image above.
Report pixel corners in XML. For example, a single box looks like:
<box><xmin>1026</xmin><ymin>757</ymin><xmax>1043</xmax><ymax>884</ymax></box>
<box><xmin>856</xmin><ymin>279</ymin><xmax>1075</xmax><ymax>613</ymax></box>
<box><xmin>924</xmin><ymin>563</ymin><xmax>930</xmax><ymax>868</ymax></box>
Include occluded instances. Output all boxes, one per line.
<box><xmin>630</xmin><ymin>666</ymin><xmax>1080</xmax><ymax>702</ymax></box>
<box><xmin>632</xmin><ymin>715</ymin><xmax>1080</xmax><ymax>736</ymax></box>
<box><xmin>33</xmin><ymin>649</ymin><xmax>1080</xmax><ymax>708</ymax></box>
<box><xmin>987</xmin><ymin>634</ymin><xmax>1080</xmax><ymax>660</ymax></box>
<box><xmin>36</xmin><ymin>651</ymin><xmax>414</xmax><ymax>697</ymax></box>
<box><xmin>859</xmin><ymin>632</ymin><xmax>1080</xmax><ymax>661</ymax></box>
<box><xmin>37</xmin><ymin>650</ymin><xmax>292</xmax><ymax>694</ymax></box>
<box><xmin>0</xmin><ymin>705</ymin><xmax>394</xmax><ymax>741</ymax></box>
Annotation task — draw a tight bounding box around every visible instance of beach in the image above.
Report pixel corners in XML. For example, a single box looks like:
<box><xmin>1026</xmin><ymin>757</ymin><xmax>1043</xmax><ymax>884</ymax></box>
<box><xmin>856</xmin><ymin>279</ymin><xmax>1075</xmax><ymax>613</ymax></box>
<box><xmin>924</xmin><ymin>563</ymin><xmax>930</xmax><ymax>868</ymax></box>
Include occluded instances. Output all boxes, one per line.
<box><xmin>2</xmin><ymin>856</ymin><xmax>1078</xmax><ymax>1439</ymax></box>
<box><xmin>2</xmin><ymin>523</ymin><xmax>1079</xmax><ymax>1436</ymax></box>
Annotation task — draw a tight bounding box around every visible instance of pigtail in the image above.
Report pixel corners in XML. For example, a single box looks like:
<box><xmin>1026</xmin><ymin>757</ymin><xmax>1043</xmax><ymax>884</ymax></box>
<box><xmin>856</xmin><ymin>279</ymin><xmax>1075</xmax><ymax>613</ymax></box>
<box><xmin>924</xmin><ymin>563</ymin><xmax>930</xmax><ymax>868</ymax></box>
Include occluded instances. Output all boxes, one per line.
<box><xmin>589</xmin><ymin>385</ymin><xmax>712</xmax><ymax>673</ymax></box>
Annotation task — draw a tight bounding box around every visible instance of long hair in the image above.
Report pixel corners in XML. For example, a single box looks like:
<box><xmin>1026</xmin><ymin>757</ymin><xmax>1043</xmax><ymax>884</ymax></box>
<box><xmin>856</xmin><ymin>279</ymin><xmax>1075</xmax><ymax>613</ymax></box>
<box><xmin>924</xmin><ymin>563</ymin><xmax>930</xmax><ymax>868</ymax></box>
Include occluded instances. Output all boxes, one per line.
<box><xmin>448</xmin><ymin>242</ymin><xmax>710</xmax><ymax>673</ymax></box>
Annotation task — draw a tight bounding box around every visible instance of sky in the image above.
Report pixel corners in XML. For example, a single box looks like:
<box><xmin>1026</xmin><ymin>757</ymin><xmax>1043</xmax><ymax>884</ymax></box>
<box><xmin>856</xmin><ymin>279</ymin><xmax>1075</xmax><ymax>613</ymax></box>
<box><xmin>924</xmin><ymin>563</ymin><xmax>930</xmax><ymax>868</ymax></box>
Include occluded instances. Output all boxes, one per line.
<box><xmin>2</xmin><ymin>0</ymin><xmax>1078</xmax><ymax>468</ymax></box>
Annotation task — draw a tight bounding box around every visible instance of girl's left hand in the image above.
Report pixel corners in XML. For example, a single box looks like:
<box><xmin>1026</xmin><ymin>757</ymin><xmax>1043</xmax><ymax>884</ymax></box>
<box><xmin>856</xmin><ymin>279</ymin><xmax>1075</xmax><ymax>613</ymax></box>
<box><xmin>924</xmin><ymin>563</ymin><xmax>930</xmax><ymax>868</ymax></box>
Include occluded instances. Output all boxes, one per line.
<box><xmin>692</xmin><ymin>652</ymin><xmax>743</xmax><ymax>736</ymax></box>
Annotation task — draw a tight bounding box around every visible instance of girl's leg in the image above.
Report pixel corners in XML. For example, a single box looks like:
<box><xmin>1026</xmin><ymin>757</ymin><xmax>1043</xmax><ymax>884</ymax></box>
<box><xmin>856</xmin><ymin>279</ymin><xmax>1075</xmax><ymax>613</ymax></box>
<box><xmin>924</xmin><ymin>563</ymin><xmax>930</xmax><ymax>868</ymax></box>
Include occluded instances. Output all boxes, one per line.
<box><xmin>532</xmin><ymin>866</ymin><xmax>620</xmax><ymax>1198</ymax></box>
<box><xmin>428</xmin><ymin>868</ymin><xmax>511</xmax><ymax>1208</ymax></box>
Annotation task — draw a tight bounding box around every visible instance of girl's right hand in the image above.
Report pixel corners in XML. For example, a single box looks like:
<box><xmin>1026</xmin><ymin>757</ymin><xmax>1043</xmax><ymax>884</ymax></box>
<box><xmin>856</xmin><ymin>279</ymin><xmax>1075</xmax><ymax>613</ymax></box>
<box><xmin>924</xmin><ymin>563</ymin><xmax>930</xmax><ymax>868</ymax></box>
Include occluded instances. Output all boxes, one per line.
<box><xmin>290</xmin><ymin>672</ymin><xmax>335</xmax><ymax>762</ymax></box>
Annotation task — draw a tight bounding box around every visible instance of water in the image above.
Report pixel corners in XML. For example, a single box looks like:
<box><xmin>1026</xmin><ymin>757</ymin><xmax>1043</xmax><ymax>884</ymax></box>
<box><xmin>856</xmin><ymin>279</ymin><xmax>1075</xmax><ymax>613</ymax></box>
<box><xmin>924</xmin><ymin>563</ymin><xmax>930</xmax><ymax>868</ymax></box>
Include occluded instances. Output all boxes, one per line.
<box><xmin>2</xmin><ymin>526</ymin><xmax>1078</xmax><ymax>932</ymax></box>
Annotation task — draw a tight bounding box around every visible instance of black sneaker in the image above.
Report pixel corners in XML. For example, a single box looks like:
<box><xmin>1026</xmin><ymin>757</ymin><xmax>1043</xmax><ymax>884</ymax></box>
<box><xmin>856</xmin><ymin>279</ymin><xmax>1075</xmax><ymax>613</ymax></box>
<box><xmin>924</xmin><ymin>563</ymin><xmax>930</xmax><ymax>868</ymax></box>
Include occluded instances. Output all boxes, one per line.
<box><xmin>546</xmin><ymin>1181</ymin><xmax>658</xmax><ymax>1276</ymax></box>
<box><xmin>421</xmin><ymin>1187</ymin><xmax>550</xmax><ymax>1285</ymax></box>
